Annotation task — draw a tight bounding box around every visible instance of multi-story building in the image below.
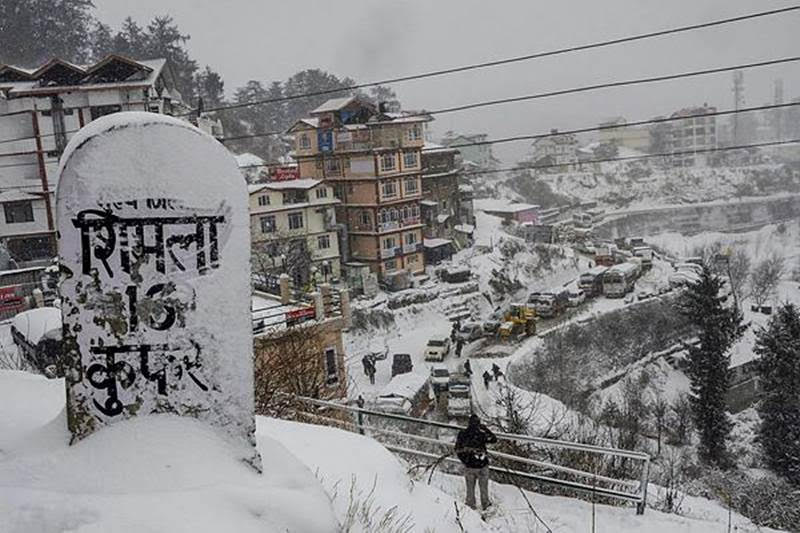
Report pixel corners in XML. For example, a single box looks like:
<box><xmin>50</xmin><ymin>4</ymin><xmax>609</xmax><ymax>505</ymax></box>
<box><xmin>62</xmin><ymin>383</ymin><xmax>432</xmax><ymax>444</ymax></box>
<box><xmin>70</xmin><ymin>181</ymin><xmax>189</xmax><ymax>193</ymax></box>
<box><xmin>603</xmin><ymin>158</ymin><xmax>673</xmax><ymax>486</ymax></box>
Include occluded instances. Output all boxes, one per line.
<box><xmin>530</xmin><ymin>129</ymin><xmax>579</xmax><ymax>171</ymax></box>
<box><xmin>669</xmin><ymin>104</ymin><xmax>717</xmax><ymax>167</ymax></box>
<box><xmin>596</xmin><ymin>116</ymin><xmax>651</xmax><ymax>152</ymax></box>
<box><xmin>249</xmin><ymin>179</ymin><xmax>341</xmax><ymax>286</ymax></box>
<box><xmin>441</xmin><ymin>132</ymin><xmax>498</xmax><ymax>169</ymax></box>
<box><xmin>288</xmin><ymin>96</ymin><xmax>429</xmax><ymax>279</ymax></box>
<box><xmin>0</xmin><ymin>54</ymin><xmax>192</xmax><ymax>264</ymax></box>
<box><xmin>420</xmin><ymin>142</ymin><xmax>462</xmax><ymax>240</ymax></box>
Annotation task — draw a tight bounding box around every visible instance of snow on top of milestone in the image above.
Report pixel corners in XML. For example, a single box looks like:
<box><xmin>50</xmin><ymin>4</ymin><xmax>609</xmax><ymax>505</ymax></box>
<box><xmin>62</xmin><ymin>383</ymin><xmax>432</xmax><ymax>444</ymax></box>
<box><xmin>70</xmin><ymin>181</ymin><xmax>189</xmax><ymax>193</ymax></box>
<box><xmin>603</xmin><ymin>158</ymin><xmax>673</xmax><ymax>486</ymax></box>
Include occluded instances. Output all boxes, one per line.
<box><xmin>235</xmin><ymin>152</ymin><xmax>265</xmax><ymax>167</ymax></box>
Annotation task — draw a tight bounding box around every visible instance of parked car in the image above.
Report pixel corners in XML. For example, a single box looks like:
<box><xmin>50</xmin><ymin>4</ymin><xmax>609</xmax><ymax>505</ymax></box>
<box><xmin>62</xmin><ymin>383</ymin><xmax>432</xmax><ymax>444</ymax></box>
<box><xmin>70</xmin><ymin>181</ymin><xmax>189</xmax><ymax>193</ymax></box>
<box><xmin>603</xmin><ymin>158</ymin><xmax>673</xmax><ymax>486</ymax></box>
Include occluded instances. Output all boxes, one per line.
<box><xmin>447</xmin><ymin>373</ymin><xmax>472</xmax><ymax>418</ymax></box>
<box><xmin>424</xmin><ymin>336</ymin><xmax>451</xmax><ymax>362</ymax></box>
<box><xmin>457</xmin><ymin>321</ymin><xmax>486</xmax><ymax>342</ymax></box>
<box><xmin>391</xmin><ymin>353</ymin><xmax>413</xmax><ymax>377</ymax></box>
<box><xmin>669</xmin><ymin>271</ymin><xmax>700</xmax><ymax>288</ymax></box>
<box><xmin>566</xmin><ymin>288</ymin><xmax>585</xmax><ymax>307</ymax></box>
<box><xmin>430</xmin><ymin>365</ymin><xmax>450</xmax><ymax>393</ymax></box>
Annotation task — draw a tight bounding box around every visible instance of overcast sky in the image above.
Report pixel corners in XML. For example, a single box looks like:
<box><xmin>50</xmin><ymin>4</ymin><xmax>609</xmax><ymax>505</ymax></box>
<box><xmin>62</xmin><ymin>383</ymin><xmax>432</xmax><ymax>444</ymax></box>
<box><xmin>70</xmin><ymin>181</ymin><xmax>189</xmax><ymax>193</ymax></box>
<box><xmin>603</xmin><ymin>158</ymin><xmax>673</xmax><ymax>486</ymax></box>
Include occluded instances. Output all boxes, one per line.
<box><xmin>93</xmin><ymin>0</ymin><xmax>800</xmax><ymax>162</ymax></box>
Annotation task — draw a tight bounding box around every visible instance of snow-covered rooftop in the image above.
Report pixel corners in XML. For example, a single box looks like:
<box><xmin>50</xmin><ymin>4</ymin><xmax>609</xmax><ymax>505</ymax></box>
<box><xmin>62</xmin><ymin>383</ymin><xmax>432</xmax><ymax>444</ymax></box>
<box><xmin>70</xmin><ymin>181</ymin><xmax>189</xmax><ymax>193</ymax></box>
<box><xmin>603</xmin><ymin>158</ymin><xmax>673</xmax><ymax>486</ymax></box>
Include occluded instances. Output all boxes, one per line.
<box><xmin>379</xmin><ymin>372</ymin><xmax>429</xmax><ymax>400</ymax></box>
<box><xmin>423</xmin><ymin>238</ymin><xmax>452</xmax><ymax>248</ymax></box>
<box><xmin>262</xmin><ymin>179</ymin><xmax>321</xmax><ymax>191</ymax></box>
<box><xmin>310</xmin><ymin>96</ymin><xmax>356</xmax><ymax>114</ymax></box>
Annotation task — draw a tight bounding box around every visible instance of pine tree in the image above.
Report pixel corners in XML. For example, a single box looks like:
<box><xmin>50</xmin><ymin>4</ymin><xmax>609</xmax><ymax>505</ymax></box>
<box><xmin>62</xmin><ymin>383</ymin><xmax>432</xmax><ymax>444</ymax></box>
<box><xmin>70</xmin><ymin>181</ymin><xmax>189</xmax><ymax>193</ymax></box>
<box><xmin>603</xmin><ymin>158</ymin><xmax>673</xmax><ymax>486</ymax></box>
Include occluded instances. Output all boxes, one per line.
<box><xmin>754</xmin><ymin>303</ymin><xmax>800</xmax><ymax>485</ymax></box>
<box><xmin>678</xmin><ymin>265</ymin><xmax>747</xmax><ymax>466</ymax></box>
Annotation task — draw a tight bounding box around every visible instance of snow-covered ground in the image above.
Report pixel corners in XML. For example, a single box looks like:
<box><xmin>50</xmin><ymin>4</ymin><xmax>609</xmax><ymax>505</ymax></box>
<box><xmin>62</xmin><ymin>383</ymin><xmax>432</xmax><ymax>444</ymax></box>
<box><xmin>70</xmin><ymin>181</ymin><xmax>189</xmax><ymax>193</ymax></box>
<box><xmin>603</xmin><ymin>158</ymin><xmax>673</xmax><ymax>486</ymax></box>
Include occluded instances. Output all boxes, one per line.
<box><xmin>0</xmin><ymin>370</ymin><xmax>780</xmax><ymax>533</ymax></box>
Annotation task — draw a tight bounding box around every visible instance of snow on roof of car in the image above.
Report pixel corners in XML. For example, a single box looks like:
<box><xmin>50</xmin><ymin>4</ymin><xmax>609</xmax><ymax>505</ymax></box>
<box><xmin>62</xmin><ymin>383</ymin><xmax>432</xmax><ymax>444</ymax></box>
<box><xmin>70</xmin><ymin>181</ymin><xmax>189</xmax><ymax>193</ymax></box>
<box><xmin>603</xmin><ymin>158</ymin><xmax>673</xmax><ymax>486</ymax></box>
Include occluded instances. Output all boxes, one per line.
<box><xmin>12</xmin><ymin>307</ymin><xmax>61</xmax><ymax>344</ymax></box>
<box><xmin>379</xmin><ymin>372</ymin><xmax>429</xmax><ymax>400</ymax></box>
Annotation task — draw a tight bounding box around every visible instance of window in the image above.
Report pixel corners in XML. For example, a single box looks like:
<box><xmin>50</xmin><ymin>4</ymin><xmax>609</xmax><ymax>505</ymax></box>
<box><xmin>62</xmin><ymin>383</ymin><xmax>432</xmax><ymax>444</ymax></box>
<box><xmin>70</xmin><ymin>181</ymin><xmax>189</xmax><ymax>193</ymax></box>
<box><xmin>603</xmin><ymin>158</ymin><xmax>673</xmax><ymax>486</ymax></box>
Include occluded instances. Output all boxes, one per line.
<box><xmin>259</xmin><ymin>215</ymin><xmax>275</xmax><ymax>234</ymax></box>
<box><xmin>380</xmin><ymin>153</ymin><xmax>396</xmax><ymax>172</ymax></box>
<box><xmin>406</xmin><ymin>254</ymin><xmax>418</xmax><ymax>264</ymax></box>
<box><xmin>288</xmin><ymin>212</ymin><xmax>304</xmax><ymax>230</ymax></box>
<box><xmin>324</xmin><ymin>158</ymin><xmax>341</xmax><ymax>175</ymax></box>
<box><xmin>4</xmin><ymin>201</ymin><xmax>33</xmax><ymax>224</ymax></box>
<box><xmin>381</xmin><ymin>180</ymin><xmax>397</xmax><ymax>198</ymax></box>
<box><xmin>333</xmin><ymin>184</ymin><xmax>343</xmax><ymax>199</ymax></box>
<box><xmin>317</xmin><ymin>234</ymin><xmax>331</xmax><ymax>249</ymax></box>
<box><xmin>406</xmin><ymin>124</ymin><xmax>422</xmax><ymax>141</ymax></box>
<box><xmin>89</xmin><ymin>104</ymin><xmax>122</xmax><ymax>121</ymax></box>
<box><xmin>359</xmin><ymin>210</ymin><xmax>371</xmax><ymax>227</ymax></box>
<box><xmin>283</xmin><ymin>191</ymin><xmax>307</xmax><ymax>204</ymax></box>
<box><xmin>403</xmin><ymin>151</ymin><xmax>418</xmax><ymax>169</ymax></box>
<box><xmin>324</xmin><ymin>347</ymin><xmax>338</xmax><ymax>385</ymax></box>
<box><xmin>315</xmin><ymin>187</ymin><xmax>328</xmax><ymax>199</ymax></box>
<box><xmin>405</xmin><ymin>233</ymin><xmax>417</xmax><ymax>245</ymax></box>
<box><xmin>257</xmin><ymin>194</ymin><xmax>269</xmax><ymax>206</ymax></box>
<box><xmin>404</xmin><ymin>177</ymin><xmax>418</xmax><ymax>194</ymax></box>
<box><xmin>384</xmin><ymin>259</ymin><xmax>397</xmax><ymax>271</ymax></box>
<box><xmin>298</xmin><ymin>134</ymin><xmax>311</xmax><ymax>149</ymax></box>
<box><xmin>383</xmin><ymin>237</ymin><xmax>396</xmax><ymax>249</ymax></box>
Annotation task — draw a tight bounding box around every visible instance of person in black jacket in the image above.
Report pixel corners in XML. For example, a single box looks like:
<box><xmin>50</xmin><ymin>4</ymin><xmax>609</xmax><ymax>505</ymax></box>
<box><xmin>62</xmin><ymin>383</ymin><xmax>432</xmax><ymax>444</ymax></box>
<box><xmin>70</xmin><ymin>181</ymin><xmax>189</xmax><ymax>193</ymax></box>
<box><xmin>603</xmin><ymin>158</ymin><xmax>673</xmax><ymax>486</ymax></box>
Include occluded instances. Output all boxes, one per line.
<box><xmin>455</xmin><ymin>414</ymin><xmax>498</xmax><ymax>510</ymax></box>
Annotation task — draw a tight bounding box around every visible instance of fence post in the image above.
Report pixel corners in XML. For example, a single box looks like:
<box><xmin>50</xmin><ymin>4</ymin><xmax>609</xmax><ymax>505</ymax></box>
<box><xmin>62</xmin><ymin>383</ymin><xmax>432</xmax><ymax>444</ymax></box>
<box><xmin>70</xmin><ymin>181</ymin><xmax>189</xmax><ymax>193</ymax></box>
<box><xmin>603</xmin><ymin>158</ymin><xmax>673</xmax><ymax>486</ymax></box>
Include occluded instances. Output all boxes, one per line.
<box><xmin>312</xmin><ymin>291</ymin><xmax>325</xmax><ymax>320</ymax></box>
<box><xmin>637</xmin><ymin>457</ymin><xmax>650</xmax><ymax>515</ymax></box>
<box><xmin>339</xmin><ymin>288</ymin><xmax>352</xmax><ymax>329</ymax></box>
<box><xmin>279</xmin><ymin>273</ymin><xmax>290</xmax><ymax>305</ymax></box>
<box><xmin>320</xmin><ymin>283</ymin><xmax>331</xmax><ymax>314</ymax></box>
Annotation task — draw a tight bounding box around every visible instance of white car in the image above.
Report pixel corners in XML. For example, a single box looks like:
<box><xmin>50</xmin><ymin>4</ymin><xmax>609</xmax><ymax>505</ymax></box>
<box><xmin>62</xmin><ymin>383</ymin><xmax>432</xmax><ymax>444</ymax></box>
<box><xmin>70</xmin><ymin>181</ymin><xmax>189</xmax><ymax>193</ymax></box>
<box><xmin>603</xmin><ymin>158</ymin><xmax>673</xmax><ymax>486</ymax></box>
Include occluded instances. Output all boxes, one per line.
<box><xmin>425</xmin><ymin>336</ymin><xmax>451</xmax><ymax>362</ymax></box>
<box><xmin>669</xmin><ymin>271</ymin><xmax>700</xmax><ymax>288</ymax></box>
<box><xmin>430</xmin><ymin>365</ymin><xmax>450</xmax><ymax>392</ymax></box>
<box><xmin>566</xmin><ymin>289</ymin><xmax>586</xmax><ymax>307</ymax></box>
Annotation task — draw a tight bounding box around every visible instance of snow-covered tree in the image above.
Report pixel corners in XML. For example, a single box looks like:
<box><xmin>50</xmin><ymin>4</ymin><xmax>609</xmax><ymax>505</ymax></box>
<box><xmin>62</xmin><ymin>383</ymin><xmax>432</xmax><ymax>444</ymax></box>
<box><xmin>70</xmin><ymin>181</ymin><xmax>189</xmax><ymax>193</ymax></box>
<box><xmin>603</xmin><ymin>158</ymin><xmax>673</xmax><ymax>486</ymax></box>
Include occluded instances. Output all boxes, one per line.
<box><xmin>754</xmin><ymin>303</ymin><xmax>800</xmax><ymax>485</ymax></box>
<box><xmin>749</xmin><ymin>254</ymin><xmax>785</xmax><ymax>308</ymax></box>
<box><xmin>678</xmin><ymin>266</ymin><xmax>746</xmax><ymax>466</ymax></box>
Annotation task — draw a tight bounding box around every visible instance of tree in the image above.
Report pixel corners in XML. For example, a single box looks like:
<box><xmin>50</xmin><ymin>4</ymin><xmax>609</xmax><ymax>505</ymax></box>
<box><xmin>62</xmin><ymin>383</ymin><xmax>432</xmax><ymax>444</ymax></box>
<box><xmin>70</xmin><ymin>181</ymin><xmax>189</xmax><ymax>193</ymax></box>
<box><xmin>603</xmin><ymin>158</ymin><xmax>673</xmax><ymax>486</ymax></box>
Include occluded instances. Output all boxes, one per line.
<box><xmin>194</xmin><ymin>66</ymin><xmax>225</xmax><ymax>109</ymax></box>
<box><xmin>283</xmin><ymin>69</ymin><xmax>356</xmax><ymax>124</ymax></box>
<box><xmin>0</xmin><ymin>0</ymin><xmax>95</xmax><ymax>66</ymax></box>
<box><xmin>754</xmin><ymin>303</ymin><xmax>800</xmax><ymax>485</ymax></box>
<box><xmin>369</xmin><ymin>85</ymin><xmax>400</xmax><ymax>112</ymax></box>
<box><xmin>667</xmin><ymin>392</ymin><xmax>693</xmax><ymax>446</ymax></box>
<box><xmin>749</xmin><ymin>254</ymin><xmax>785</xmax><ymax>308</ymax></box>
<box><xmin>253</xmin><ymin>321</ymin><xmax>336</xmax><ymax>418</ymax></box>
<box><xmin>89</xmin><ymin>15</ymin><xmax>199</xmax><ymax>99</ymax></box>
<box><xmin>692</xmin><ymin>241</ymin><xmax>751</xmax><ymax>306</ymax></box>
<box><xmin>677</xmin><ymin>266</ymin><xmax>746</xmax><ymax>466</ymax></box>
<box><xmin>252</xmin><ymin>236</ymin><xmax>313</xmax><ymax>290</ymax></box>
<box><xmin>651</xmin><ymin>393</ymin><xmax>669</xmax><ymax>456</ymax></box>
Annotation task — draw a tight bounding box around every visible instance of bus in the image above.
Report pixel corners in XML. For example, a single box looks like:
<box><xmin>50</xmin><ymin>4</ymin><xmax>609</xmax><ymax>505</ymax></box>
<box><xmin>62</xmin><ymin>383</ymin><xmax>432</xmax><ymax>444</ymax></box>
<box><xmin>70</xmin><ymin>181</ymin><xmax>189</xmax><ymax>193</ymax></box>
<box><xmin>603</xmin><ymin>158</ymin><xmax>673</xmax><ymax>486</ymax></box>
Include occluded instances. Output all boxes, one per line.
<box><xmin>603</xmin><ymin>262</ymin><xmax>639</xmax><ymax>298</ymax></box>
<box><xmin>578</xmin><ymin>265</ymin><xmax>609</xmax><ymax>297</ymax></box>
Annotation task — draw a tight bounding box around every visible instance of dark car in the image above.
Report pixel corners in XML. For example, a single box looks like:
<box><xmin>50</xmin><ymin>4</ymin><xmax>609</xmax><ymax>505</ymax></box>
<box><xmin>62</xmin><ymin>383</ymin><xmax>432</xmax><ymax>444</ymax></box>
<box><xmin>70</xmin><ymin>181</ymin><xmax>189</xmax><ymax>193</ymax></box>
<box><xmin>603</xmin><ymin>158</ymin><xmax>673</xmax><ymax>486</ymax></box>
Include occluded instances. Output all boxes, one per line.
<box><xmin>391</xmin><ymin>353</ymin><xmax>413</xmax><ymax>377</ymax></box>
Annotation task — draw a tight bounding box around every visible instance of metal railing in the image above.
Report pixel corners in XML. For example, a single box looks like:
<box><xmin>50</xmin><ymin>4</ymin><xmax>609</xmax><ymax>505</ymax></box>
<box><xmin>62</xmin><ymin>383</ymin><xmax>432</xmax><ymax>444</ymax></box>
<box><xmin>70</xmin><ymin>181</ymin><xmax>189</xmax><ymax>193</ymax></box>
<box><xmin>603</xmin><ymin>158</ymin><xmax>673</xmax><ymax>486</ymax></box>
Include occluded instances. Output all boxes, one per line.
<box><xmin>286</xmin><ymin>394</ymin><xmax>650</xmax><ymax>514</ymax></box>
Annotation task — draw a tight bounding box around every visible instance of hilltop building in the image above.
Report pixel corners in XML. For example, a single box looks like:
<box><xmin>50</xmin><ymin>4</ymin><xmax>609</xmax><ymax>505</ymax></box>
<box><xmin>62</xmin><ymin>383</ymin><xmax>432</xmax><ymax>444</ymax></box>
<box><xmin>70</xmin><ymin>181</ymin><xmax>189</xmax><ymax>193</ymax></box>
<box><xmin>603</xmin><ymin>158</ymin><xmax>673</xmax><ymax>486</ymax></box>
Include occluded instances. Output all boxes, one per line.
<box><xmin>288</xmin><ymin>96</ymin><xmax>430</xmax><ymax>281</ymax></box>
<box><xmin>669</xmin><ymin>104</ymin><xmax>718</xmax><ymax>167</ymax></box>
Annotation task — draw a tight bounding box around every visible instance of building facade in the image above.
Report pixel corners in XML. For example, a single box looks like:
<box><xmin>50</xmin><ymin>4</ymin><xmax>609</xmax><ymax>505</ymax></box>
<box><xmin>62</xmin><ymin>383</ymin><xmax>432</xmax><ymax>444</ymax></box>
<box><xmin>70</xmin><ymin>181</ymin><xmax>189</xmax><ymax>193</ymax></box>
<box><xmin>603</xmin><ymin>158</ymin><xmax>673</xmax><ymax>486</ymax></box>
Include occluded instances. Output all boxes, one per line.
<box><xmin>249</xmin><ymin>179</ymin><xmax>341</xmax><ymax>287</ymax></box>
<box><xmin>441</xmin><ymin>132</ymin><xmax>498</xmax><ymax>169</ymax></box>
<box><xmin>669</xmin><ymin>104</ymin><xmax>718</xmax><ymax>167</ymax></box>
<box><xmin>530</xmin><ymin>130</ymin><xmax>579</xmax><ymax>171</ymax></box>
<box><xmin>597</xmin><ymin>117</ymin><xmax>651</xmax><ymax>152</ymax></box>
<box><xmin>288</xmin><ymin>96</ymin><xmax>428</xmax><ymax>279</ymax></box>
<box><xmin>420</xmin><ymin>142</ymin><xmax>462</xmax><ymax>240</ymax></box>
<box><xmin>0</xmin><ymin>55</ymin><xmax>193</xmax><ymax>265</ymax></box>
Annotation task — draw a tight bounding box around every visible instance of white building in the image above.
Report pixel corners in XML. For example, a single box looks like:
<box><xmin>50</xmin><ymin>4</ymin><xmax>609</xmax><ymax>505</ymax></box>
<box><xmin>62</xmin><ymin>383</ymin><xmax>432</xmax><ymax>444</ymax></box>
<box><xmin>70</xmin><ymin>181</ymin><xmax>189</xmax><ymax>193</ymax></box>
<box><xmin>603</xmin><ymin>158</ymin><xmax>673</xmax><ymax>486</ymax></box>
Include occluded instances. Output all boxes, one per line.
<box><xmin>669</xmin><ymin>104</ymin><xmax>718</xmax><ymax>167</ymax></box>
<box><xmin>0</xmin><ymin>55</ymin><xmax>194</xmax><ymax>264</ymax></box>
<box><xmin>249</xmin><ymin>179</ymin><xmax>342</xmax><ymax>286</ymax></box>
<box><xmin>530</xmin><ymin>129</ymin><xmax>579</xmax><ymax>171</ymax></box>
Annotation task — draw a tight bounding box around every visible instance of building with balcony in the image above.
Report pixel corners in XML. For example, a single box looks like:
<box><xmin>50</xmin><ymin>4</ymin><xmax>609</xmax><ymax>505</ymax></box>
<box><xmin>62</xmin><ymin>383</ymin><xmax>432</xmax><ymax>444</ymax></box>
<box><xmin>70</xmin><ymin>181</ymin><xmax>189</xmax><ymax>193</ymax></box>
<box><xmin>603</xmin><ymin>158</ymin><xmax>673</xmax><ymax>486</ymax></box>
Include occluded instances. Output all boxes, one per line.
<box><xmin>249</xmin><ymin>179</ymin><xmax>341</xmax><ymax>287</ymax></box>
<box><xmin>668</xmin><ymin>104</ymin><xmax>718</xmax><ymax>167</ymax></box>
<box><xmin>441</xmin><ymin>132</ymin><xmax>499</xmax><ymax>169</ymax></box>
<box><xmin>0</xmin><ymin>55</ymin><xmax>197</xmax><ymax>265</ymax></box>
<box><xmin>420</xmin><ymin>142</ymin><xmax>474</xmax><ymax>245</ymax></box>
<box><xmin>288</xmin><ymin>96</ymin><xmax>429</xmax><ymax>278</ymax></box>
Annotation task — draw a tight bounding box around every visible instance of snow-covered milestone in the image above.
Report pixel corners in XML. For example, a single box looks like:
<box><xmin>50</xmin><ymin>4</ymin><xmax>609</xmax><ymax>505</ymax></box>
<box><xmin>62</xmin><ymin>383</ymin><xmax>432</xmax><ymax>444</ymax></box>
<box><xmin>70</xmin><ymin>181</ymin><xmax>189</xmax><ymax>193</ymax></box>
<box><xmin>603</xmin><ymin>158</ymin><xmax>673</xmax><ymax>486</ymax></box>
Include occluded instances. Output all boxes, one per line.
<box><xmin>56</xmin><ymin>112</ymin><xmax>261</xmax><ymax>468</ymax></box>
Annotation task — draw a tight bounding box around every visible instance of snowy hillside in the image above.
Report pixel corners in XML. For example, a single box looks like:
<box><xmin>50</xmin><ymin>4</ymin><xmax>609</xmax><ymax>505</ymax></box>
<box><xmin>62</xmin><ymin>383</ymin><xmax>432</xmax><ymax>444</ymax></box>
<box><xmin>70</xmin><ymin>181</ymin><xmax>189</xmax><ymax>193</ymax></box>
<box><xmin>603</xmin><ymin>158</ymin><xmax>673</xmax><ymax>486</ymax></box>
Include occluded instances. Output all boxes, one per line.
<box><xmin>0</xmin><ymin>370</ymin><xmax>780</xmax><ymax>533</ymax></box>
<box><xmin>505</xmin><ymin>161</ymin><xmax>799</xmax><ymax>210</ymax></box>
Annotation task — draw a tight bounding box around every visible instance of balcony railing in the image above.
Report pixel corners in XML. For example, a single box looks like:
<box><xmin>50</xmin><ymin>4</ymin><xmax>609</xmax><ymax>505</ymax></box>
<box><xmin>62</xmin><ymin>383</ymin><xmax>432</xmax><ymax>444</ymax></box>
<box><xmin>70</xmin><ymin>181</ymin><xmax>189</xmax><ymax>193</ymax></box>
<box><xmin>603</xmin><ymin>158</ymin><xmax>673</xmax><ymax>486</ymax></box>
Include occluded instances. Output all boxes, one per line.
<box><xmin>378</xmin><ymin>221</ymin><xmax>400</xmax><ymax>232</ymax></box>
<box><xmin>402</xmin><ymin>243</ymin><xmax>422</xmax><ymax>255</ymax></box>
<box><xmin>401</xmin><ymin>216</ymin><xmax>421</xmax><ymax>227</ymax></box>
<box><xmin>380</xmin><ymin>247</ymin><xmax>400</xmax><ymax>259</ymax></box>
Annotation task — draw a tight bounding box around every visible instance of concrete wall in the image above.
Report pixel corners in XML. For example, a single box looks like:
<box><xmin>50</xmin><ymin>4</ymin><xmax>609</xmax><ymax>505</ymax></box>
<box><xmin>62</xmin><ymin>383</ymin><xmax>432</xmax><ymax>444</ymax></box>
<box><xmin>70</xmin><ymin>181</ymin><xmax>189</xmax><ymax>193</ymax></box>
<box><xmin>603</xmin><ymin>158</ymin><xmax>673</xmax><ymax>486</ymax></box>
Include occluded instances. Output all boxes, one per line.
<box><xmin>595</xmin><ymin>194</ymin><xmax>800</xmax><ymax>239</ymax></box>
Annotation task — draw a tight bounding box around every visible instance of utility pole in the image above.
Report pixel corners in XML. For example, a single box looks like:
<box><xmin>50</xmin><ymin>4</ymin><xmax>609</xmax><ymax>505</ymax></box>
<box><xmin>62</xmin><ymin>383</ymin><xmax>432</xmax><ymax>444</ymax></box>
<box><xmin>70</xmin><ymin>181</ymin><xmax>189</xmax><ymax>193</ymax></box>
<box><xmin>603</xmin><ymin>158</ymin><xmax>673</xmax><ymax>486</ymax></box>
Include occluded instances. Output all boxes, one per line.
<box><xmin>774</xmin><ymin>78</ymin><xmax>784</xmax><ymax>140</ymax></box>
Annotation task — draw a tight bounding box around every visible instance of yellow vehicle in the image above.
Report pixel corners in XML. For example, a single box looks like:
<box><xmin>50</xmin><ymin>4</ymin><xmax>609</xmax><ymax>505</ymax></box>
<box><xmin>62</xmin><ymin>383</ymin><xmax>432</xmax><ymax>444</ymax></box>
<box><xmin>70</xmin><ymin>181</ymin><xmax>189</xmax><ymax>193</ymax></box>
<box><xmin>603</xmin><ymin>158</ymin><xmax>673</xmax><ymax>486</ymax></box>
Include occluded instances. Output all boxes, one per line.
<box><xmin>499</xmin><ymin>303</ymin><xmax>537</xmax><ymax>338</ymax></box>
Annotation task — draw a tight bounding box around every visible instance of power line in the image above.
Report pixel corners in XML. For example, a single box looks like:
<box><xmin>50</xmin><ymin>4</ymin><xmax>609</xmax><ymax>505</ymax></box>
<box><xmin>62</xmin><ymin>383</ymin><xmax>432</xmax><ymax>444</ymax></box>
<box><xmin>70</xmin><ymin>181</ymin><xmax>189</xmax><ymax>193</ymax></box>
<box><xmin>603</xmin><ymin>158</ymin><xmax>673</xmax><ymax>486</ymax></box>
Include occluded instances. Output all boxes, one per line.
<box><xmin>460</xmin><ymin>138</ymin><xmax>800</xmax><ymax>177</ymax></box>
<box><xmin>2</xmin><ymin>102</ymin><xmax>798</xmax><ymax>175</ymax></box>
<box><xmin>179</xmin><ymin>5</ymin><xmax>800</xmax><ymax>116</ymax></box>
<box><xmin>2</xmin><ymin>56</ymin><xmax>798</xmax><ymax>150</ymax></box>
<box><xmin>232</xmin><ymin>101</ymin><xmax>800</xmax><ymax>155</ymax></box>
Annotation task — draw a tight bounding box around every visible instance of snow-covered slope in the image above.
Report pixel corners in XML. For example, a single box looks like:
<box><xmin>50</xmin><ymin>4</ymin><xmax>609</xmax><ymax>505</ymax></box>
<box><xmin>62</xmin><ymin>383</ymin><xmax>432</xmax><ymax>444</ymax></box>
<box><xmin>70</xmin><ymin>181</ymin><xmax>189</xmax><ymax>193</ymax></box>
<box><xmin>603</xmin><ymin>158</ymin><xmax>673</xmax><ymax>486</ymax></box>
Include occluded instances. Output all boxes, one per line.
<box><xmin>0</xmin><ymin>371</ymin><xmax>337</xmax><ymax>533</ymax></box>
<box><xmin>0</xmin><ymin>368</ymin><xmax>782</xmax><ymax>532</ymax></box>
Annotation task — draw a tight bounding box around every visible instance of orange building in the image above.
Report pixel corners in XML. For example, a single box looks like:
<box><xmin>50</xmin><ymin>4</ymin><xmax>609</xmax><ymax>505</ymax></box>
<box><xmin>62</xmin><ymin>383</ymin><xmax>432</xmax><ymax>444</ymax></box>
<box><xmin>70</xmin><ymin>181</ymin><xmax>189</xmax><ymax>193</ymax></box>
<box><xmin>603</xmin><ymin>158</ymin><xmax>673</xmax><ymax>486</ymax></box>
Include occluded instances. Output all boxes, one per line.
<box><xmin>288</xmin><ymin>97</ymin><xmax>430</xmax><ymax>279</ymax></box>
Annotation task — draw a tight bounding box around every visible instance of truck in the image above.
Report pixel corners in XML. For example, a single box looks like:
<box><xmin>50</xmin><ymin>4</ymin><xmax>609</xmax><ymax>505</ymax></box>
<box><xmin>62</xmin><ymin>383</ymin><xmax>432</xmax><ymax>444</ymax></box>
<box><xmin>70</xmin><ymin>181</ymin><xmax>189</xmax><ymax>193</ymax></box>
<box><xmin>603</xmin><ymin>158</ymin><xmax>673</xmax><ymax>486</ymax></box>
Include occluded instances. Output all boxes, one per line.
<box><xmin>527</xmin><ymin>290</ymin><xmax>567</xmax><ymax>318</ymax></box>
<box><xmin>424</xmin><ymin>336</ymin><xmax>451</xmax><ymax>362</ymax></box>
<box><xmin>594</xmin><ymin>243</ymin><xmax>616</xmax><ymax>266</ymax></box>
<box><xmin>447</xmin><ymin>373</ymin><xmax>472</xmax><ymax>418</ymax></box>
<box><xmin>632</xmin><ymin>246</ymin><xmax>654</xmax><ymax>270</ymax></box>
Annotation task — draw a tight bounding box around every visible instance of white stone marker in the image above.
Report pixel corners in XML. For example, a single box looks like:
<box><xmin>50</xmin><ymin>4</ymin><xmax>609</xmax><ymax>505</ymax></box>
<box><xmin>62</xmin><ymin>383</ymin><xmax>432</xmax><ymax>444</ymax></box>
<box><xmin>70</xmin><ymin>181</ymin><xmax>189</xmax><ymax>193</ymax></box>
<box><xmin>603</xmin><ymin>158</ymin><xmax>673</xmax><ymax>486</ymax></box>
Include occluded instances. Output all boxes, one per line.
<box><xmin>57</xmin><ymin>112</ymin><xmax>260</xmax><ymax>468</ymax></box>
